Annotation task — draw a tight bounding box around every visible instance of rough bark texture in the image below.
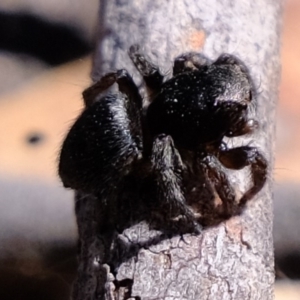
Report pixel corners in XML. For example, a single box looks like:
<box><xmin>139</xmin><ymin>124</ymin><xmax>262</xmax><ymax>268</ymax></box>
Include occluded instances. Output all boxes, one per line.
<box><xmin>72</xmin><ymin>1</ymin><xmax>282</xmax><ymax>299</ymax></box>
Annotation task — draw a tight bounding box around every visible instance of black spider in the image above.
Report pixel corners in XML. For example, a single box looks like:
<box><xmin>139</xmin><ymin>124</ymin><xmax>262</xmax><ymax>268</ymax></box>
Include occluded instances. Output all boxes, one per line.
<box><xmin>58</xmin><ymin>45</ymin><xmax>267</xmax><ymax>232</ymax></box>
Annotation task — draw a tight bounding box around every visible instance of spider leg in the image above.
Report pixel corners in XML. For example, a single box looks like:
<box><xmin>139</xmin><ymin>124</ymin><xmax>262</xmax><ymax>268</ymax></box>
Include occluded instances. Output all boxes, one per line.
<box><xmin>217</xmin><ymin>146</ymin><xmax>268</xmax><ymax>208</ymax></box>
<box><xmin>173</xmin><ymin>52</ymin><xmax>212</xmax><ymax>75</ymax></box>
<box><xmin>82</xmin><ymin>69</ymin><xmax>143</xmax><ymax>110</ymax></box>
<box><xmin>151</xmin><ymin>134</ymin><xmax>201</xmax><ymax>233</ymax></box>
<box><xmin>214</xmin><ymin>53</ymin><xmax>252</xmax><ymax>76</ymax></box>
<box><xmin>214</xmin><ymin>53</ymin><xmax>256</xmax><ymax>98</ymax></box>
<box><xmin>214</xmin><ymin>53</ymin><xmax>246</xmax><ymax>66</ymax></box>
<box><xmin>201</xmin><ymin>155</ymin><xmax>239</xmax><ymax>222</ymax></box>
<box><xmin>128</xmin><ymin>44</ymin><xmax>164</xmax><ymax>95</ymax></box>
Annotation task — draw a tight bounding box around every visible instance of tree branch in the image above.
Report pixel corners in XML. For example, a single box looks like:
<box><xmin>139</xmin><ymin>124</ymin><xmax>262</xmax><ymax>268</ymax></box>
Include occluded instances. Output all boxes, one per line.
<box><xmin>72</xmin><ymin>1</ymin><xmax>282</xmax><ymax>299</ymax></box>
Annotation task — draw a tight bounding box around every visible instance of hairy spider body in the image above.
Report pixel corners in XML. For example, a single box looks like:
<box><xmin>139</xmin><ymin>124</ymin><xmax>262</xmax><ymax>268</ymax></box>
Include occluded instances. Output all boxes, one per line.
<box><xmin>59</xmin><ymin>93</ymin><xmax>141</xmax><ymax>194</ymax></box>
<box><xmin>147</xmin><ymin>62</ymin><xmax>251</xmax><ymax>149</ymax></box>
<box><xmin>58</xmin><ymin>45</ymin><xmax>267</xmax><ymax>231</ymax></box>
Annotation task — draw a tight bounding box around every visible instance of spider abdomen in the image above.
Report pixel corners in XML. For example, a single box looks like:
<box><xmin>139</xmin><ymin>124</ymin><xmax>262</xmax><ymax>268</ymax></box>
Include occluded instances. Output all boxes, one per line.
<box><xmin>59</xmin><ymin>94</ymin><xmax>140</xmax><ymax>194</ymax></box>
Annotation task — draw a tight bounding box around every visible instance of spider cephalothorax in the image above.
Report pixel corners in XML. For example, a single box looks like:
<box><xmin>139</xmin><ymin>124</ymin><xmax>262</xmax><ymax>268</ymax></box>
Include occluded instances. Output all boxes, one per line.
<box><xmin>58</xmin><ymin>45</ymin><xmax>267</xmax><ymax>232</ymax></box>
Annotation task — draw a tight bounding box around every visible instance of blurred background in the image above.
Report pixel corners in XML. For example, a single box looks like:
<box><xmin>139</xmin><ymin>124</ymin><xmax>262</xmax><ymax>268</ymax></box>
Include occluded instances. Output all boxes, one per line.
<box><xmin>0</xmin><ymin>0</ymin><xmax>298</xmax><ymax>299</ymax></box>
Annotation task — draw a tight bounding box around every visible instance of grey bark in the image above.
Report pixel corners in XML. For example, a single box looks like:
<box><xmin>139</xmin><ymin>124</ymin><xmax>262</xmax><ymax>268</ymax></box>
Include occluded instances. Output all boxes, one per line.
<box><xmin>72</xmin><ymin>1</ymin><xmax>282</xmax><ymax>299</ymax></box>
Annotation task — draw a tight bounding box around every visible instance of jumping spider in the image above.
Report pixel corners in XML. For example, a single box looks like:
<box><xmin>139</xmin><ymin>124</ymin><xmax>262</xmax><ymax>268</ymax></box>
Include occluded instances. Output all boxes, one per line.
<box><xmin>58</xmin><ymin>44</ymin><xmax>267</xmax><ymax>231</ymax></box>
